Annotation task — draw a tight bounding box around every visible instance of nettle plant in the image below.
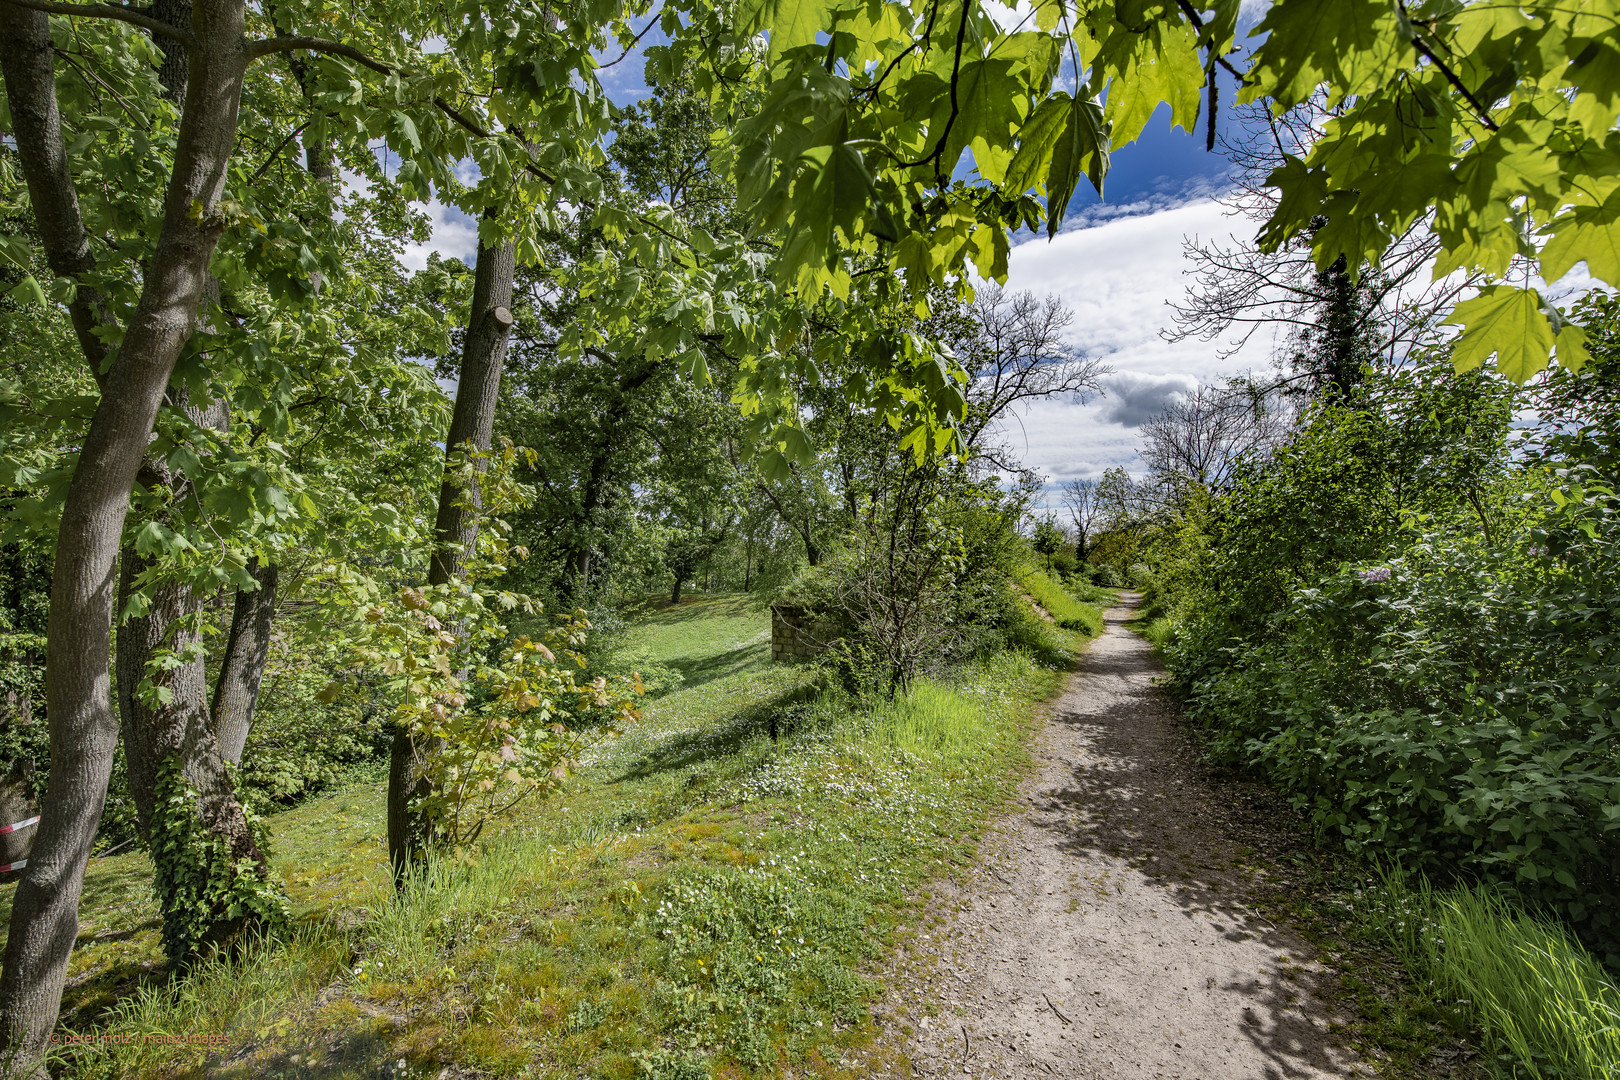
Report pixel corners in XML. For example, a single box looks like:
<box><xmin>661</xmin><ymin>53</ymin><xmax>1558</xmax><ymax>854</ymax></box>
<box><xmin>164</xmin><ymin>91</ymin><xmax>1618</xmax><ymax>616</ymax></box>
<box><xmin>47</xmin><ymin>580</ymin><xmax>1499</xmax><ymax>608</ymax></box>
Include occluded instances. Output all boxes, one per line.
<box><xmin>331</xmin><ymin>439</ymin><xmax>643</xmax><ymax>855</ymax></box>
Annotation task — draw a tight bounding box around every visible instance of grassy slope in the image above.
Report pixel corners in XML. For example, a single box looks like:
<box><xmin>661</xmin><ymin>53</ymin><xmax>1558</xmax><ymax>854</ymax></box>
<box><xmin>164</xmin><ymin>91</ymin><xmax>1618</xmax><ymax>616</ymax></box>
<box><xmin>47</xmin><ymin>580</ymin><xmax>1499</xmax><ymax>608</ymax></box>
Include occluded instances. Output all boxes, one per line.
<box><xmin>14</xmin><ymin>592</ymin><xmax>1108</xmax><ymax>1079</ymax></box>
<box><xmin>618</xmin><ymin>593</ymin><xmax>773</xmax><ymax>688</ymax></box>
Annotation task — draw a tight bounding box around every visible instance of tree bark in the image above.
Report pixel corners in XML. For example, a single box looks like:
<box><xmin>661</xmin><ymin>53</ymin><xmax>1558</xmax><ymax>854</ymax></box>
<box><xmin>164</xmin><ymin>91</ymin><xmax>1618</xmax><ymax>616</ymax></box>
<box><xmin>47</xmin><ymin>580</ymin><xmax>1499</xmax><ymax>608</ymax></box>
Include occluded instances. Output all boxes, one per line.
<box><xmin>210</xmin><ymin>559</ymin><xmax>278</xmax><ymax>766</ymax></box>
<box><xmin>389</xmin><ymin>236</ymin><xmax>515</xmax><ymax>888</ymax></box>
<box><xmin>0</xmin><ymin>9</ymin><xmax>117</xmax><ymax>381</ymax></box>
<box><xmin>0</xmin><ymin>0</ymin><xmax>249</xmax><ymax>1068</ymax></box>
<box><xmin>427</xmin><ymin>240</ymin><xmax>516</xmax><ymax>587</ymax></box>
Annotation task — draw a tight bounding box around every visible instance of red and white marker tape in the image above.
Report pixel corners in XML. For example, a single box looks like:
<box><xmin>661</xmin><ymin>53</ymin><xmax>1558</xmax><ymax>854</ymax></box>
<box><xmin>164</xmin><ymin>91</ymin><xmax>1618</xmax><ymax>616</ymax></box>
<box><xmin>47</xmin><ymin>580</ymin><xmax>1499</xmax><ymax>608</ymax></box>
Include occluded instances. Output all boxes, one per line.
<box><xmin>0</xmin><ymin>817</ymin><xmax>38</xmax><ymax>872</ymax></box>
<box><xmin>0</xmin><ymin>815</ymin><xmax>38</xmax><ymax>837</ymax></box>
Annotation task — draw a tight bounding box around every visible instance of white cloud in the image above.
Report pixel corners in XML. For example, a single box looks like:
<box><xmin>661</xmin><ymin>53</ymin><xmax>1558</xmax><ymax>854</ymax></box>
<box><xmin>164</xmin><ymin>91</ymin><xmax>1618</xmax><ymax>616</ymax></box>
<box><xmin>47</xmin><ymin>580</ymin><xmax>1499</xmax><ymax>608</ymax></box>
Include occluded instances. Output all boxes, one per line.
<box><xmin>993</xmin><ymin>196</ymin><xmax>1277</xmax><ymax>502</ymax></box>
<box><xmin>400</xmin><ymin>200</ymin><xmax>481</xmax><ymax>272</ymax></box>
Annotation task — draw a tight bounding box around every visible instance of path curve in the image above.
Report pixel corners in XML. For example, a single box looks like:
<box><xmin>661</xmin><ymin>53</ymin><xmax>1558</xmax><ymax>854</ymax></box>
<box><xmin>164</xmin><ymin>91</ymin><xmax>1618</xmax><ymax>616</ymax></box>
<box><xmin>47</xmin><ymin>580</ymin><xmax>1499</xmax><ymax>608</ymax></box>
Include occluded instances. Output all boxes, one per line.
<box><xmin>866</xmin><ymin>594</ymin><xmax>1370</xmax><ymax>1080</ymax></box>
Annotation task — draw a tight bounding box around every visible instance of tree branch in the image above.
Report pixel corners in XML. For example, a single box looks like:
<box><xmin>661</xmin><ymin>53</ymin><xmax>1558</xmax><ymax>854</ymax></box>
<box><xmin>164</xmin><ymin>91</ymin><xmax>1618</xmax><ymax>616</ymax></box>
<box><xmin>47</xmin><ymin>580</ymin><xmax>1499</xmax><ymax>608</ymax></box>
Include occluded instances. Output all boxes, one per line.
<box><xmin>1399</xmin><ymin>3</ymin><xmax>1500</xmax><ymax>133</ymax></box>
<box><xmin>1174</xmin><ymin>0</ymin><xmax>1244</xmax><ymax>81</ymax></box>
<box><xmin>599</xmin><ymin>18</ymin><xmax>657</xmax><ymax>69</ymax></box>
<box><xmin>243</xmin><ymin>37</ymin><xmax>562</xmax><ymax>184</ymax></box>
<box><xmin>894</xmin><ymin>0</ymin><xmax>971</xmax><ymax>175</ymax></box>
<box><xmin>244</xmin><ymin>35</ymin><xmax>388</xmax><ymax>73</ymax></box>
<box><xmin>0</xmin><ymin>0</ymin><xmax>188</xmax><ymax>43</ymax></box>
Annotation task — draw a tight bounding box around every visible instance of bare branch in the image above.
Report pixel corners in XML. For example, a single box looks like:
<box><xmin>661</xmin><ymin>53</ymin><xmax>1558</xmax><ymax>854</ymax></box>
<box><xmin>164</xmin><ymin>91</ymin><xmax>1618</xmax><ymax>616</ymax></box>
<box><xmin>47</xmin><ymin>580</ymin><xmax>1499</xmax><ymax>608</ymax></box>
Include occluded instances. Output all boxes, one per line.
<box><xmin>1140</xmin><ymin>377</ymin><xmax>1289</xmax><ymax>491</ymax></box>
<box><xmin>954</xmin><ymin>283</ymin><xmax>1111</xmax><ymax>464</ymax></box>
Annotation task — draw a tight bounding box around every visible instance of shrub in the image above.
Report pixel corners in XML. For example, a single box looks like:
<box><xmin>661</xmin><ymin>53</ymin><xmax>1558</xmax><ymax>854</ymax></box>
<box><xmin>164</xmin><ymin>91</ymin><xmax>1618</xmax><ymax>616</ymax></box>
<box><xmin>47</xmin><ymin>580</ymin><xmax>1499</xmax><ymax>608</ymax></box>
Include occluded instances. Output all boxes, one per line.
<box><xmin>1126</xmin><ymin>562</ymin><xmax>1153</xmax><ymax>589</ymax></box>
<box><xmin>1170</xmin><ymin>503</ymin><xmax>1620</xmax><ymax>954</ymax></box>
<box><xmin>1093</xmin><ymin>563</ymin><xmax>1123</xmax><ymax>588</ymax></box>
<box><xmin>597</xmin><ymin>646</ymin><xmax>686</xmax><ymax>697</ymax></box>
<box><xmin>238</xmin><ymin>662</ymin><xmax>390</xmax><ymax>807</ymax></box>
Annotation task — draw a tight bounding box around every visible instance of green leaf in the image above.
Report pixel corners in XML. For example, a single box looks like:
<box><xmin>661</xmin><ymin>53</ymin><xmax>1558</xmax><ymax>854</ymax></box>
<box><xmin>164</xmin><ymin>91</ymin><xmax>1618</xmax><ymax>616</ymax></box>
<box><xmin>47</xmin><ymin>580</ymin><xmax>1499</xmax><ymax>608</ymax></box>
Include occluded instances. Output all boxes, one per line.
<box><xmin>755</xmin><ymin>0</ymin><xmax>834</xmax><ymax>61</ymax></box>
<box><xmin>1556</xmin><ymin>323</ymin><xmax>1591</xmax><ymax>373</ymax></box>
<box><xmin>0</xmin><ymin>235</ymin><xmax>33</xmax><ymax>271</ymax></box>
<box><xmin>1045</xmin><ymin>94</ymin><xmax>1107</xmax><ymax>236</ymax></box>
<box><xmin>6</xmin><ymin>276</ymin><xmax>45</xmax><ymax>308</ymax></box>
<box><xmin>1097</xmin><ymin>18</ymin><xmax>1202</xmax><ymax>144</ymax></box>
<box><xmin>1446</xmin><ymin>286</ymin><xmax>1555</xmax><ymax>383</ymax></box>
<box><xmin>956</xmin><ymin>59</ymin><xmax>1026</xmax><ymax>184</ymax></box>
<box><xmin>773</xmin><ymin>423</ymin><xmax>814</xmax><ymax>464</ymax></box>
<box><xmin>1258</xmin><ymin>156</ymin><xmax>1330</xmax><ymax>254</ymax></box>
<box><xmin>1567</xmin><ymin>38</ymin><xmax>1620</xmax><ymax>138</ymax></box>
<box><xmin>1540</xmin><ymin>189</ymin><xmax>1620</xmax><ymax>288</ymax></box>
<box><xmin>1241</xmin><ymin>0</ymin><xmax>1412</xmax><ymax>108</ymax></box>
<box><xmin>1003</xmin><ymin>92</ymin><xmax>1074</xmax><ymax>195</ymax></box>
<box><xmin>793</xmin><ymin>140</ymin><xmax>880</xmax><ymax>265</ymax></box>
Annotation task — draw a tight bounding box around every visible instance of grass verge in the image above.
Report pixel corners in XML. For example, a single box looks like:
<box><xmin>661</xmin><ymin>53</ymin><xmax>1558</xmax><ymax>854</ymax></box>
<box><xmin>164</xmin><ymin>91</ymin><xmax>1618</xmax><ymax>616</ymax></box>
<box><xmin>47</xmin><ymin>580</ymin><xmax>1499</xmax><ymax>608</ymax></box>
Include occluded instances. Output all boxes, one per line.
<box><xmin>28</xmin><ymin>607</ymin><xmax>1087</xmax><ymax>1079</ymax></box>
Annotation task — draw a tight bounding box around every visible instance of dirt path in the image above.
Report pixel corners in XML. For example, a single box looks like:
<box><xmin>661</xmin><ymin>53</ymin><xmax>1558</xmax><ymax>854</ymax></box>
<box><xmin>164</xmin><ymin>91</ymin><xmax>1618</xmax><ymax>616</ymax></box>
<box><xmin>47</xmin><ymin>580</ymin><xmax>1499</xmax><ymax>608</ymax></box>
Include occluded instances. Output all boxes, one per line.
<box><xmin>863</xmin><ymin>594</ymin><xmax>1371</xmax><ymax>1080</ymax></box>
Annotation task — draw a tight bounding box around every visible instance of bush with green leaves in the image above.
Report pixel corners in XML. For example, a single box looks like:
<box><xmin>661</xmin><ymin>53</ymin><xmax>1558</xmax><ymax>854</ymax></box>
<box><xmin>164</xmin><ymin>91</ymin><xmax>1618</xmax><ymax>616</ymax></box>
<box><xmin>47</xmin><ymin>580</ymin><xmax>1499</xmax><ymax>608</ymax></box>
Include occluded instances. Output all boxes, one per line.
<box><xmin>1151</xmin><ymin>352</ymin><xmax>1620</xmax><ymax>952</ymax></box>
<box><xmin>1170</xmin><ymin>484</ymin><xmax>1620</xmax><ymax>953</ymax></box>
<box><xmin>779</xmin><ymin>469</ymin><xmax>1032</xmax><ymax>696</ymax></box>
<box><xmin>236</xmin><ymin>659</ymin><xmax>390</xmax><ymax>808</ymax></box>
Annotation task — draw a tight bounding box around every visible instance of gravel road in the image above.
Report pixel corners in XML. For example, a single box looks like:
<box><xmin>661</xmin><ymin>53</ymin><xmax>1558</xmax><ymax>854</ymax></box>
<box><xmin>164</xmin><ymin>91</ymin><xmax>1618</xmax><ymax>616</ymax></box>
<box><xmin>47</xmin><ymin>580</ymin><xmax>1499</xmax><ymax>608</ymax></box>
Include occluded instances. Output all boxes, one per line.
<box><xmin>859</xmin><ymin>594</ymin><xmax>1372</xmax><ymax>1080</ymax></box>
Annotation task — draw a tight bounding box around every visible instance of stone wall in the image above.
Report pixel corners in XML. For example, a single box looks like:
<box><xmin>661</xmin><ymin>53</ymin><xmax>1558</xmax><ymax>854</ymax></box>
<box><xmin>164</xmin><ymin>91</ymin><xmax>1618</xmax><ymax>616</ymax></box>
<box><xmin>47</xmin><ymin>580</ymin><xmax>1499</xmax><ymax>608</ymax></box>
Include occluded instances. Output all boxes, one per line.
<box><xmin>770</xmin><ymin>603</ymin><xmax>841</xmax><ymax>663</ymax></box>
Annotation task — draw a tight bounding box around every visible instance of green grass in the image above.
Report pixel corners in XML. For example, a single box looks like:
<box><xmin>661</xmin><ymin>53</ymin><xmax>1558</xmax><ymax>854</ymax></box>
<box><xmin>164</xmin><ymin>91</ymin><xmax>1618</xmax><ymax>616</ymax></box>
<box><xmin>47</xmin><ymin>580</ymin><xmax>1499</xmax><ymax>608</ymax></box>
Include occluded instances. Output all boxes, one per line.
<box><xmin>1138</xmin><ymin>617</ymin><xmax>1174</xmax><ymax>650</ymax></box>
<box><xmin>1125</xmin><ymin>592</ymin><xmax>1175</xmax><ymax>653</ymax></box>
<box><xmin>1017</xmin><ymin>565</ymin><xmax>1106</xmax><ymax>635</ymax></box>
<box><xmin>611</xmin><ymin>592</ymin><xmax>773</xmax><ymax>690</ymax></box>
<box><xmin>17</xmin><ymin>599</ymin><xmax>1084</xmax><ymax>1079</ymax></box>
<box><xmin>1360</xmin><ymin>869</ymin><xmax>1620</xmax><ymax>1080</ymax></box>
<box><xmin>852</xmin><ymin>675</ymin><xmax>1006</xmax><ymax>764</ymax></box>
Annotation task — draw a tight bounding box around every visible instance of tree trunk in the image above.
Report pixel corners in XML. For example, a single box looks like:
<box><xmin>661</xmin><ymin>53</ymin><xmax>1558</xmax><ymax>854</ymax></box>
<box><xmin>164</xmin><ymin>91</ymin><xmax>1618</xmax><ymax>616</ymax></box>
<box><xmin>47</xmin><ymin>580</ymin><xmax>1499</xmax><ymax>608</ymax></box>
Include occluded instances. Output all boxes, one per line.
<box><xmin>210</xmin><ymin>559</ymin><xmax>278</xmax><ymax>765</ymax></box>
<box><xmin>427</xmin><ymin>240</ymin><xmax>516</xmax><ymax>586</ymax></box>
<box><xmin>0</xmin><ymin>0</ymin><xmax>249</xmax><ymax>1068</ymax></box>
<box><xmin>389</xmin><ymin>236</ymin><xmax>515</xmax><ymax>888</ymax></box>
<box><xmin>671</xmin><ymin>574</ymin><xmax>685</xmax><ymax>604</ymax></box>
<box><xmin>757</xmin><ymin>482</ymin><xmax>820</xmax><ymax>567</ymax></box>
<box><xmin>116</xmin><ymin>540</ymin><xmax>275</xmax><ymax>960</ymax></box>
<box><xmin>0</xmin><ymin>10</ymin><xmax>118</xmax><ymax>382</ymax></box>
<box><xmin>566</xmin><ymin>446</ymin><xmax>614</xmax><ymax>602</ymax></box>
<box><xmin>561</xmin><ymin>359</ymin><xmax>655</xmax><ymax>601</ymax></box>
<box><xmin>115</xmin><ymin>537</ymin><xmax>210</xmax><ymax>834</ymax></box>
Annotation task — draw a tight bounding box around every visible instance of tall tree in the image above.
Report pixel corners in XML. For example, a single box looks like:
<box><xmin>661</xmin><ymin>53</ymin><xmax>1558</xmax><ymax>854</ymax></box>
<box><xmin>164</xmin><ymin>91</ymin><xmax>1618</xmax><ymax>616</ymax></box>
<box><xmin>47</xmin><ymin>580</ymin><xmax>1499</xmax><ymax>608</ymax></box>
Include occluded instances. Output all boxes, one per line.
<box><xmin>1059</xmin><ymin>477</ymin><xmax>1099</xmax><ymax>562</ymax></box>
<box><xmin>1140</xmin><ymin>378</ymin><xmax>1287</xmax><ymax>491</ymax></box>
<box><xmin>388</xmin><ymin>235</ymin><xmax>516</xmax><ymax>886</ymax></box>
<box><xmin>0</xmin><ymin>0</ymin><xmax>258</xmax><ymax>1060</ymax></box>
